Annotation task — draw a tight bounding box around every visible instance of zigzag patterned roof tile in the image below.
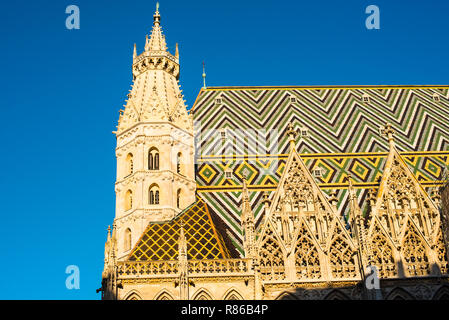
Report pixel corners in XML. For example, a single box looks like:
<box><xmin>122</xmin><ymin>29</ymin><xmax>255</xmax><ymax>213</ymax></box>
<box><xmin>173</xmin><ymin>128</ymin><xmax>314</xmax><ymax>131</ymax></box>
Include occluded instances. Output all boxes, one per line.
<box><xmin>192</xmin><ymin>85</ymin><xmax>449</xmax><ymax>254</ymax></box>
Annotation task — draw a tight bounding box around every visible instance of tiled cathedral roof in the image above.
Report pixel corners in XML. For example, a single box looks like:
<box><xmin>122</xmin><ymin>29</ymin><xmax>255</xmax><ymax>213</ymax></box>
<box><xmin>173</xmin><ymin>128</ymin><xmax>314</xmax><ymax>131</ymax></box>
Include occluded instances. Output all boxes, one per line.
<box><xmin>128</xmin><ymin>197</ymin><xmax>231</xmax><ymax>261</ymax></box>
<box><xmin>192</xmin><ymin>85</ymin><xmax>449</xmax><ymax>255</ymax></box>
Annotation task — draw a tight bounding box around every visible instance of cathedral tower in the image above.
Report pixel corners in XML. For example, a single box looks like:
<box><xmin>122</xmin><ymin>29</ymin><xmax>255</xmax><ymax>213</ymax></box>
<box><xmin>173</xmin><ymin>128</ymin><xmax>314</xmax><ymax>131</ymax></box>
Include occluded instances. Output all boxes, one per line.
<box><xmin>112</xmin><ymin>5</ymin><xmax>196</xmax><ymax>260</ymax></box>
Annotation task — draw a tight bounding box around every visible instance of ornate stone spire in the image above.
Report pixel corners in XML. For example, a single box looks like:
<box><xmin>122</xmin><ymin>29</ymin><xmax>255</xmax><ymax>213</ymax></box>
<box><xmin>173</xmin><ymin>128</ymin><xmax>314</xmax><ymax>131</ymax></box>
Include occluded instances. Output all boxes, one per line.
<box><xmin>286</xmin><ymin>123</ymin><xmax>297</xmax><ymax>151</ymax></box>
<box><xmin>117</xmin><ymin>4</ymin><xmax>192</xmax><ymax>134</ymax></box>
<box><xmin>346</xmin><ymin>174</ymin><xmax>372</xmax><ymax>284</ymax></box>
<box><xmin>178</xmin><ymin>222</ymin><xmax>189</xmax><ymax>300</ymax></box>
<box><xmin>381</xmin><ymin>122</ymin><xmax>395</xmax><ymax>148</ymax></box>
<box><xmin>241</xmin><ymin>175</ymin><xmax>257</xmax><ymax>258</ymax></box>
<box><xmin>147</xmin><ymin>2</ymin><xmax>167</xmax><ymax>52</ymax></box>
<box><xmin>202</xmin><ymin>61</ymin><xmax>206</xmax><ymax>89</ymax></box>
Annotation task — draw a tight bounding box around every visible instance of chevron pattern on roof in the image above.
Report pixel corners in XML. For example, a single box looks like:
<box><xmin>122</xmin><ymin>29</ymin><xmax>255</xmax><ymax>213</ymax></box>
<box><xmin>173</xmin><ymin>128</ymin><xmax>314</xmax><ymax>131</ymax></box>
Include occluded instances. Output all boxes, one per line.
<box><xmin>192</xmin><ymin>86</ymin><xmax>449</xmax><ymax>254</ymax></box>
<box><xmin>128</xmin><ymin>197</ymin><xmax>230</xmax><ymax>261</ymax></box>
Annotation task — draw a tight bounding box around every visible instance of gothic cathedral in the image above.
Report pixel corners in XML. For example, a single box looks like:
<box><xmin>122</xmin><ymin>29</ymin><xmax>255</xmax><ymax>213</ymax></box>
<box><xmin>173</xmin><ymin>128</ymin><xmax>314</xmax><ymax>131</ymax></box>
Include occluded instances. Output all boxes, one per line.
<box><xmin>100</xmin><ymin>6</ymin><xmax>449</xmax><ymax>300</ymax></box>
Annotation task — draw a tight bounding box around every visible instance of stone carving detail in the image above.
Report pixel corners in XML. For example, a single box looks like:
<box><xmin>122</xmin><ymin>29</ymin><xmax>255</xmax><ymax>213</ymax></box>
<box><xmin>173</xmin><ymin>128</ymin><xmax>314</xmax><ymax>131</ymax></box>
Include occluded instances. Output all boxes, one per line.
<box><xmin>402</xmin><ymin>221</ymin><xmax>431</xmax><ymax>276</ymax></box>
<box><xmin>435</xmin><ymin>230</ymin><xmax>449</xmax><ymax>274</ymax></box>
<box><xmin>370</xmin><ymin>223</ymin><xmax>396</xmax><ymax>277</ymax></box>
<box><xmin>259</xmin><ymin>225</ymin><xmax>285</xmax><ymax>281</ymax></box>
<box><xmin>294</xmin><ymin>224</ymin><xmax>321</xmax><ymax>279</ymax></box>
<box><xmin>101</xmin><ymin>13</ymin><xmax>449</xmax><ymax>298</ymax></box>
<box><xmin>328</xmin><ymin>229</ymin><xmax>357</xmax><ymax>279</ymax></box>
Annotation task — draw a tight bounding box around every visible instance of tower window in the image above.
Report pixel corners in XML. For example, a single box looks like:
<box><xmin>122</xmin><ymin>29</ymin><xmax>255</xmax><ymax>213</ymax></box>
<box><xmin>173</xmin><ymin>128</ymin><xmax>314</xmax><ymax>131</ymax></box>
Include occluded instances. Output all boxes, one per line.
<box><xmin>126</xmin><ymin>153</ymin><xmax>134</xmax><ymax>176</ymax></box>
<box><xmin>149</xmin><ymin>184</ymin><xmax>160</xmax><ymax>205</ymax></box>
<box><xmin>124</xmin><ymin>228</ymin><xmax>132</xmax><ymax>251</ymax></box>
<box><xmin>215</xmin><ymin>98</ymin><xmax>222</xmax><ymax>105</ymax></box>
<box><xmin>225</xmin><ymin>169</ymin><xmax>233</xmax><ymax>179</ymax></box>
<box><xmin>290</xmin><ymin>96</ymin><xmax>297</xmax><ymax>103</ymax></box>
<box><xmin>177</xmin><ymin>152</ymin><xmax>182</xmax><ymax>175</ymax></box>
<box><xmin>148</xmin><ymin>148</ymin><xmax>160</xmax><ymax>170</ymax></box>
<box><xmin>177</xmin><ymin>189</ymin><xmax>181</xmax><ymax>209</ymax></box>
<box><xmin>125</xmin><ymin>190</ymin><xmax>133</xmax><ymax>211</ymax></box>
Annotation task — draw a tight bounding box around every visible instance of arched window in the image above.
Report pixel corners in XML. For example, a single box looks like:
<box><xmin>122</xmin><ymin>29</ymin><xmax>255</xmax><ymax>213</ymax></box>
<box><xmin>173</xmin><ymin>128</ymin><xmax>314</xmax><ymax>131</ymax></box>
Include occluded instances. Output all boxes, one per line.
<box><xmin>177</xmin><ymin>152</ymin><xmax>182</xmax><ymax>175</ymax></box>
<box><xmin>124</xmin><ymin>228</ymin><xmax>132</xmax><ymax>251</ymax></box>
<box><xmin>126</xmin><ymin>153</ymin><xmax>133</xmax><ymax>176</ymax></box>
<box><xmin>148</xmin><ymin>148</ymin><xmax>159</xmax><ymax>170</ymax></box>
<box><xmin>125</xmin><ymin>190</ymin><xmax>133</xmax><ymax>211</ymax></box>
<box><xmin>177</xmin><ymin>189</ymin><xmax>181</xmax><ymax>209</ymax></box>
<box><xmin>149</xmin><ymin>184</ymin><xmax>160</xmax><ymax>205</ymax></box>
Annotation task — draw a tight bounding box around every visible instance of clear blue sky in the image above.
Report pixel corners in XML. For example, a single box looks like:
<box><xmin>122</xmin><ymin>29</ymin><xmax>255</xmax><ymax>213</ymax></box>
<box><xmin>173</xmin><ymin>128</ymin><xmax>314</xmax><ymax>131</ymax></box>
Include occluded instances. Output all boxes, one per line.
<box><xmin>0</xmin><ymin>0</ymin><xmax>447</xmax><ymax>299</ymax></box>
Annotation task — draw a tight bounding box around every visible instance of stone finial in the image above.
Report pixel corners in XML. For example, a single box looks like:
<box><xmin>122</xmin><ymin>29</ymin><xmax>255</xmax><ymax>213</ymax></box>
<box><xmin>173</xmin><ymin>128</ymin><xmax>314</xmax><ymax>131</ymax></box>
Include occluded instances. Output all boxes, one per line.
<box><xmin>263</xmin><ymin>191</ymin><xmax>271</xmax><ymax>208</ymax></box>
<box><xmin>178</xmin><ymin>221</ymin><xmax>187</xmax><ymax>255</ymax></box>
<box><xmin>154</xmin><ymin>2</ymin><xmax>161</xmax><ymax>25</ymax></box>
<box><xmin>381</xmin><ymin>122</ymin><xmax>395</xmax><ymax>147</ymax></box>
<box><xmin>202</xmin><ymin>61</ymin><xmax>207</xmax><ymax>89</ymax></box>
<box><xmin>367</xmin><ymin>188</ymin><xmax>377</xmax><ymax>207</ymax></box>
<box><xmin>286</xmin><ymin>123</ymin><xmax>298</xmax><ymax>150</ymax></box>
<box><xmin>345</xmin><ymin>174</ymin><xmax>355</xmax><ymax>198</ymax></box>
<box><xmin>328</xmin><ymin>189</ymin><xmax>338</xmax><ymax>209</ymax></box>
<box><xmin>431</xmin><ymin>188</ymin><xmax>441</xmax><ymax>207</ymax></box>
<box><xmin>242</xmin><ymin>174</ymin><xmax>250</xmax><ymax>203</ymax></box>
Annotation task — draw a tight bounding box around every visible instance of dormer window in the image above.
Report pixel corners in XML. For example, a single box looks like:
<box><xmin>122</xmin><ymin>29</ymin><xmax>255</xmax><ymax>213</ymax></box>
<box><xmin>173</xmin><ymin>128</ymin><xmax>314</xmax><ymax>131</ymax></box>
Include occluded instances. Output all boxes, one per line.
<box><xmin>313</xmin><ymin>168</ymin><xmax>324</xmax><ymax>178</ymax></box>
<box><xmin>215</xmin><ymin>98</ymin><xmax>222</xmax><ymax>105</ymax></box>
<box><xmin>433</xmin><ymin>93</ymin><xmax>440</xmax><ymax>102</ymax></box>
<box><xmin>299</xmin><ymin>127</ymin><xmax>309</xmax><ymax>138</ymax></box>
<box><xmin>290</xmin><ymin>96</ymin><xmax>297</xmax><ymax>103</ymax></box>
<box><xmin>362</xmin><ymin>94</ymin><xmax>371</xmax><ymax>103</ymax></box>
<box><xmin>225</xmin><ymin>169</ymin><xmax>233</xmax><ymax>179</ymax></box>
<box><xmin>220</xmin><ymin>128</ymin><xmax>226</xmax><ymax>140</ymax></box>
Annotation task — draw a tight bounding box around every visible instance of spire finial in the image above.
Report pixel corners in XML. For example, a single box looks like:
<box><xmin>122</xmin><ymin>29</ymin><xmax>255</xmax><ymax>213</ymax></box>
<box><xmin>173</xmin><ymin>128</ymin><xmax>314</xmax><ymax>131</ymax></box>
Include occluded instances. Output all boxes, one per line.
<box><xmin>175</xmin><ymin>43</ymin><xmax>179</xmax><ymax>59</ymax></box>
<box><xmin>381</xmin><ymin>122</ymin><xmax>395</xmax><ymax>148</ymax></box>
<box><xmin>328</xmin><ymin>189</ymin><xmax>338</xmax><ymax>209</ymax></box>
<box><xmin>346</xmin><ymin>173</ymin><xmax>356</xmax><ymax>198</ymax></box>
<box><xmin>286</xmin><ymin>123</ymin><xmax>297</xmax><ymax>151</ymax></box>
<box><xmin>262</xmin><ymin>191</ymin><xmax>271</xmax><ymax>207</ymax></box>
<box><xmin>133</xmin><ymin>43</ymin><xmax>137</xmax><ymax>60</ymax></box>
<box><xmin>202</xmin><ymin>61</ymin><xmax>207</xmax><ymax>89</ymax></box>
<box><xmin>153</xmin><ymin>2</ymin><xmax>161</xmax><ymax>25</ymax></box>
<box><xmin>242</xmin><ymin>173</ymin><xmax>249</xmax><ymax>202</ymax></box>
<box><xmin>179</xmin><ymin>220</ymin><xmax>186</xmax><ymax>249</ymax></box>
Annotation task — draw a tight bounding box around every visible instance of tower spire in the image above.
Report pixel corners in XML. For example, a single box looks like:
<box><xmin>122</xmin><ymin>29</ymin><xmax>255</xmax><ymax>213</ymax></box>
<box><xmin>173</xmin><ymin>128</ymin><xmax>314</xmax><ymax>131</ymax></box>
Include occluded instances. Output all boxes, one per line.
<box><xmin>146</xmin><ymin>2</ymin><xmax>167</xmax><ymax>52</ymax></box>
<box><xmin>202</xmin><ymin>62</ymin><xmax>207</xmax><ymax>89</ymax></box>
<box><xmin>346</xmin><ymin>174</ymin><xmax>372</xmax><ymax>284</ymax></box>
<box><xmin>381</xmin><ymin>122</ymin><xmax>396</xmax><ymax>149</ymax></box>
<box><xmin>178</xmin><ymin>221</ymin><xmax>189</xmax><ymax>300</ymax></box>
<box><xmin>241</xmin><ymin>175</ymin><xmax>257</xmax><ymax>258</ymax></box>
<box><xmin>154</xmin><ymin>2</ymin><xmax>161</xmax><ymax>25</ymax></box>
<box><xmin>286</xmin><ymin>123</ymin><xmax>297</xmax><ymax>151</ymax></box>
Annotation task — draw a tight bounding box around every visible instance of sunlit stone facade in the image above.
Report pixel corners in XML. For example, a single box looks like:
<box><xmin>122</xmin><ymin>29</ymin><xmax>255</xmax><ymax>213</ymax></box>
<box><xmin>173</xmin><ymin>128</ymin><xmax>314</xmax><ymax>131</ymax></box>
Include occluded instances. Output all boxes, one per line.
<box><xmin>100</xmin><ymin>7</ymin><xmax>449</xmax><ymax>300</ymax></box>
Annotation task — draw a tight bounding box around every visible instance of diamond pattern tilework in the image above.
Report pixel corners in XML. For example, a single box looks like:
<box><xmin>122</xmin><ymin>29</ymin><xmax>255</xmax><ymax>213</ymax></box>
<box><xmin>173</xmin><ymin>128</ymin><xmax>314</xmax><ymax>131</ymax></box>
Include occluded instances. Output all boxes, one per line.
<box><xmin>128</xmin><ymin>197</ymin><xmax>230</xmax><ymax>261</ymax></box>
